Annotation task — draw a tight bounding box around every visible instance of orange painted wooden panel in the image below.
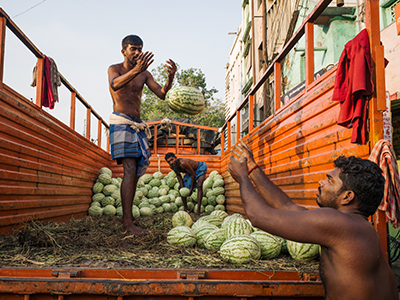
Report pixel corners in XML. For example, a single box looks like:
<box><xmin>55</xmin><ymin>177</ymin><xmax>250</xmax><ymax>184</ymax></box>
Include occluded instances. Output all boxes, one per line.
<box><xmin>221</xmin><ymin>68</ymin><xmax>373</xmax><ymax>216</ymax></box>
<box><xmin>0</xmin><ymin>86</ymin><xmax>111</xmax><ymax>234</ymax></box>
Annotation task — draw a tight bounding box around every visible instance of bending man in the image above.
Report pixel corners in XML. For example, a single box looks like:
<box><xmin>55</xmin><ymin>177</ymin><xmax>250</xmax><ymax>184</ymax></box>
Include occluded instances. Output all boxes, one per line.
<box><xmin>165</xmin><ymin>152</ymin><xmax>207</xmax><ymax>215</ymax></box>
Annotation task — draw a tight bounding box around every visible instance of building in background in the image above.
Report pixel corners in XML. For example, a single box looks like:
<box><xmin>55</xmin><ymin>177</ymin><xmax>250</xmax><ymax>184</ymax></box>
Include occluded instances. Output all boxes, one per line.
<box><xmin>225</xmin><ymin>0</ymin><xmax>359</xmax><ymax>143</ymax></box>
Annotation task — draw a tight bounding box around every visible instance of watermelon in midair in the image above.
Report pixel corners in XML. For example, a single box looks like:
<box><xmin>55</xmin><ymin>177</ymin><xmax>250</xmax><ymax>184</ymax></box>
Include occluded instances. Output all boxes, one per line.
<box><xmin>166</xmin><ymin>86</ymin><xmax>205</xmax><ymax>115</ymax></box>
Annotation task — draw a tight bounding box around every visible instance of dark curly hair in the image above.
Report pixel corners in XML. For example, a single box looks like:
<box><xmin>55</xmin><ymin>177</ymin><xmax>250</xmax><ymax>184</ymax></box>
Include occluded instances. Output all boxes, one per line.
<box><xmin>165</xmin><ymin>152</ymin><xmax>176</xmax><ymax>160</ymax></box>
<box><xmin>122</xmin><ymin>35</ymin><xmax>143</xmax><ymax>50</ymax></box>
<box><xmin>334</xmin><ymin>156</ymin><xmax>384</xmax><ymax>216</ymax></box>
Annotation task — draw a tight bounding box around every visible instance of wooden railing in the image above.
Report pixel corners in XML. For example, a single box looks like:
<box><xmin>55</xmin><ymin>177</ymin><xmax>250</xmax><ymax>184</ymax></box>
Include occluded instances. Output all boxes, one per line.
<box><xmin>0</xmin><ymin>8</ymin><xmax>110</xmax><ymax>151</ymax></box>
<box><xmin>146</xmin><ymin>120</ymin><xmax>220</xmax><ymax>155</ymax></box>
<box><xmin>221</xmin><ymin>0</ymin><xmax>386</xmax><ymax>153</ymax></box>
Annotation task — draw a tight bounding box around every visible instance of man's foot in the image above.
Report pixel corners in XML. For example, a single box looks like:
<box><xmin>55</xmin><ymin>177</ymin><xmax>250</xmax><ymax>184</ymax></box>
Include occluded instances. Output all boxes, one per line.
<box><xmin>123</xmin><ymin>224</ymin><xmax>149</xmax><ymax>235</ymax></box>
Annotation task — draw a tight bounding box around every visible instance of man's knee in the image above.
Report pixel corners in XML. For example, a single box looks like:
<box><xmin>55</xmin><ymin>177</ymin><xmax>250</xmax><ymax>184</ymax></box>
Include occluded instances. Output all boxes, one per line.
<box><xmin>122</xmin><ymin>158</ymin><xmax>138</xmax><ymax>178</ymax></box>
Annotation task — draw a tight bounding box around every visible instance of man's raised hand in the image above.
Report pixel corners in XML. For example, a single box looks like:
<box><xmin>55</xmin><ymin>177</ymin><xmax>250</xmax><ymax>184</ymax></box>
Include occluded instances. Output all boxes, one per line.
<box><xmin>135</xmin><ymin>51</ymin><xmax>154</xmax><ymax>72</ymax></box>
<box><xmin>233</xmin><ymin>140</ymin><xmax>257</xmax><ymax>170</ymax></box>
<box><xmin>228</xmin><ymin>154</ymin><xmax>249</xmax><ymax>183</ymax></box>
<box><xmin>165</xmin><ymin>59</ymin><xmax>177</xmax><ymax>78</ymax></box>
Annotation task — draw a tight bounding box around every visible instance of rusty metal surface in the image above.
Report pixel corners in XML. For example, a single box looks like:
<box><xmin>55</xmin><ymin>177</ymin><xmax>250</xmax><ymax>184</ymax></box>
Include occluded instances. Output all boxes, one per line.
<box><xmin>0</xmin><ymin>268</ymin><xmax>324</xmax><ymax>299</ymax></box>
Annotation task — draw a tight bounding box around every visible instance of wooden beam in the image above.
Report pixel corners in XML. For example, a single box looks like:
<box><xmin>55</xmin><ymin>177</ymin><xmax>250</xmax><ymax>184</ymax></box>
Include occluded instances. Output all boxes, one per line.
<box><xmin>227</xmin><ymin>121</ymin><xmax>231</xmax><ymax>152</ymax></box>
<box><xmin>236</xmin><ymin>110</ymin><xmax>241</xmax><ymax>145</ymax></box>
<box><xmin>305</xmin><ymin>22</ymin><xmax>314</xmax><ymax>88</ymax></box>
<box><xmin>97</xmin><ymin>119</ymin><xmax>102</xmax><ymax>147</ymax></box>
<box><xmin>274</xmin><ymin>62</ymin><xmax>281</xmax><ymax>112</ymax></box>
<box><xmin>365</xmin><ymin>0</ymin><xmax>387</xmax><ymax>262</ymax></box>
<box><xmin>176</xmin><ymin>125</ymin><xmax>179</xmax><ymax>155</ymax></box>
<box><xmin>249</xmin><ymin>94</ymin><xmax>254</xmax><ymax>132</ymax></box>
<box><xmin>154</xmin><ymin>125</ymin><xmax>158</xmax><ymax>155</ymax></box>
<box><xmin>70</xmin><ymin>92</ymin><xmax>76</xmax><ymax>130</ymax></box>
<box><xmin>0</xmin><ymin>17</ymin><xmax>6</xmax><ymax>84</ymax></box>
<box><xmin>197</xmin><ymin>128</ymin><xmax>201</xmax><ymax>155</ymax></box>
<box><xmin>86</xmin><ymin>108</ymin><xmax>91</xmax><ymax>140</ymax></box>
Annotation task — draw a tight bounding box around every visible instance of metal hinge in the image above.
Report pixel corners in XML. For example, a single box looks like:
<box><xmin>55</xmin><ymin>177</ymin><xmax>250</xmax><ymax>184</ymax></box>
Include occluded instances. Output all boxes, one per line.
<box><xmin>52</xmin><ymin>270</ymin><xmax>80</xmax><ymax>278</ymax></box>
<box><xmin>178</xmin><ymin>271</ymin><xmax>206</xmax><ymax>280</ymax></box>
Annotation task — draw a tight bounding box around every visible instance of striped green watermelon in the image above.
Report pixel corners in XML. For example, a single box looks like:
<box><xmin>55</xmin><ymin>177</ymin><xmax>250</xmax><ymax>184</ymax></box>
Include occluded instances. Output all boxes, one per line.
<box><xmin>139</xmin><ymin>206</ymin><xmax>153</xmax><ymax>216</ymax></box>
<box><xmin>172</xmin><ymin>211</ymin><xmax>193</xmax><ymax>227</ymax></box>
<box><xmin>198</xmin><ymin>215</ymin><xmax>223</xmax><ymax>227</ymax></box>
<box><xmin>221</xmin><ymin>213</ymin><xmax>244</xmax><ymax>228</ymax></box>
<box><xmin>98</xmin><ymin>173</ymin><xmax>112</xmax><ymax>185</ymax></box>
<box><xmin>103</xmin><ymin>184</ymin><xmax>118</xmax><ymax>196</ymax></box>
<box><xmin>219</xmin><ymin>234</ymin><xmax>261</xmax><ymax>264</ymax></box>
<box><xmin>251</xmin><ymin>231</ymin><xmax>281</xmax><ymax>259</ymax></box>
<box><xmin>179</xmin><ymin>187</ymin><xmax>190</xmax><ymax>197</ymax></box>
<box><xmin>195</xmin><ymin>224</ymin><xmax>219</xmax><ymax>248</ymax></box>
<box><xmin>225</xmin><ymin>218</ymin><xmax>253</xmax><ymax>238</ymax></box>
<box><xmin>212</xmin><ymin>186</ymin><xmax>225</xmax><ymax>196</ymax></box>
<box><xmin>116</xmin><ymin>206</ymin><xmax>123</xmax><ymax>217</ymax></box>
<box><xmin>101</xmin><ymin>196</ymin><xmax>115</xmax><ymax>207</ymax></box>
<box><xmin>132</xmin><ymin>205</ymin><xmax>140</xmax><ymax>218</ymax></box>
<box><xmin>92</xmin><ymin>182</ymin><xmax>104</xmax><ymax>194</ymax></box>
<box><xmin>214</xmin><ymin>204</ymin><xmax>226</xmax><ymax>211</ymax></box>
<box><xmin>287</xmin><ymin>240</ymin><xmax>320</xmax><ymax>260</ymax></box>
<box><xmin>99</xmin><ymin>167</ymin><xmax>112</xmax><ymax>177</ymax></box>
<box><xmin>92</xmin><ymin>193</ymin><xmax>105</xmax><ymax>203</ymax></box>
<box><xmin>103</xmin><ymin>205</ymin><xmax>116</xmax><ymax>216</ymax></box>
<box><xmin>211</xmin><ymin>210</ymin><xmax>228</xmax><ymax>220</ymax></box>
<box><xmin>166</xmin><ymin>86</ymin><xmax>205</xmax><ymax>115</ymax></box>
<box><xmin>88</xmin><ymin>205</ymin><xmax>103</xmax><ymax>217</ymax></box>
<box><xmin>167</xmin><ymin>226</ymin><xmax>196</xmax><ymax>247</ymax></box>
<box><xmin>191</xmin><ymin>219</ymin><xmax>211</xmax><ymax>232</ymax></box>
<box><xmin>204</xmin><ymin>228</ymin><xmax>226</xmax><ymax>250</ymax></box>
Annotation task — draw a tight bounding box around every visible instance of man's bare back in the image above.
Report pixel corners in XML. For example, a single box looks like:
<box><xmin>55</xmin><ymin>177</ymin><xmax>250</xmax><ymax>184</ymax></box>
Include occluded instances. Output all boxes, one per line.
<box><xmin>172</xmin><ymin>158</ymin><xmax>199</xmax><ymax>174</ymax></box>
<box><xmin>318</xmin><ymin>212</ymin><xmax>398</xmax><ymax>299</ymax></box>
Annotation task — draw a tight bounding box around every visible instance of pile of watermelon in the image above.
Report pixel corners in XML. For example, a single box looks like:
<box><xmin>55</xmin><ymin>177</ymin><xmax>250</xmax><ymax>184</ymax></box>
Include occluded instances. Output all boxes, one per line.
<box><xmin>89</xmin><ymin>168</ymin><xmax>226</xmax><ymax>219</ymax></box>
<box><xmin>89</xmin><ymin>167</ymin><xmax>123</xmax><ymax>217</ymax></box>
<box><xmin>167</xmin><ymin>211</ymin><xmax>320</xmax><ymax>264</ymax></box>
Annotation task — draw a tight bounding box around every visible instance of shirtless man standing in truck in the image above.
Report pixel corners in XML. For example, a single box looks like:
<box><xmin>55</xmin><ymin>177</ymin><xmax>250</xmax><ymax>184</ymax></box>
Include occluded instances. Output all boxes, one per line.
<box><xmin>229</xmin><ymin>140</ymin><xmax>398</xmax><ymax>300</ymax></box>
<box><xmin>108</xmin><ymin>35</ymin><xmax>176</xmax><ymax>234</ymax></box>
<box><xmin>165</xmin><ymin>152</ymin><xmax>207</xmax><ymax>215</ymax></box>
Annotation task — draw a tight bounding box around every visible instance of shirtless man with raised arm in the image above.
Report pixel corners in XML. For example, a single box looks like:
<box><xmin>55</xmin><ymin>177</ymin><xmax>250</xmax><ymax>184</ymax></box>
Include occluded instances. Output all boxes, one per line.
<box><xmin>165</xmin><ymin>152</ymin><xmax>207</xmax><ymax>215</ymax></box>
<box><xmin>229</xmin><ymin>140</ymin><xmax>398</xmax><ymax>300</ymax></box>
<box><xmin>108</xmin><ymin>35</ymin><xmax>176</xmax><ymax>234</ymax></box>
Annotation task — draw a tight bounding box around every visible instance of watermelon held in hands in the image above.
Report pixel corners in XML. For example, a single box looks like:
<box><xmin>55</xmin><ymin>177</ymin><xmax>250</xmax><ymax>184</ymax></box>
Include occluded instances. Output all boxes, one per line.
<box><xmin>166</xmin><ymin>86</ymin><xmax>205</xmax><ymax>115</ymax></box>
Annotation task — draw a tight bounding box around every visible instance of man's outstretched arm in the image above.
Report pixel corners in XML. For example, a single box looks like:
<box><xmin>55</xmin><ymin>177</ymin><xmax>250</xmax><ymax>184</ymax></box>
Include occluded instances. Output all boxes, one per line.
<box><xmin>234</xmin><ymin>140</ymin><xmax>306</xmax><ymax>212</ymax></box>
<box><xmin>228</xmin><ymin>154</ymin><xmax>343</xmax><ymax>246</ymax></box>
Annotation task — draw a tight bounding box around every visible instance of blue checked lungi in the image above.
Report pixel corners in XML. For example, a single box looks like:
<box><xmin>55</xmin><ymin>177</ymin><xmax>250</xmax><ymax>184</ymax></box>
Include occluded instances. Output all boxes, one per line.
<box><xmin>183</xmin><ymin>161</ymin><xmax>207</xmax><ymax>189</ymax></box>
<box><xmin>109</xmin><ymin>112</ymin><xmax>151</xmax><ymax>177</ymax></box>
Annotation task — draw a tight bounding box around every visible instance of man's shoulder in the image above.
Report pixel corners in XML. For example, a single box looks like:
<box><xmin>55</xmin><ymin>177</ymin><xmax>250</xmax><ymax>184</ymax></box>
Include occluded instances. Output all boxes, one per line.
<box><xmin>108</xmin><ymin>63</ymin><xmax>123</xmax><ymax>71</ymax></box>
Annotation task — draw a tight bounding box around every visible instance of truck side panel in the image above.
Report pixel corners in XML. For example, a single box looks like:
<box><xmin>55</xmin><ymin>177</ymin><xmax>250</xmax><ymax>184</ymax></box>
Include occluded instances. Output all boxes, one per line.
<box><xmin>222</xmin><ymin>67</ymin><xmax>371</xmax><ymax>215</ymax></box>
<box><xmin>0</xmin><ymin>85</ymin><xmax>111</xmax><ymax>234</ymax></box>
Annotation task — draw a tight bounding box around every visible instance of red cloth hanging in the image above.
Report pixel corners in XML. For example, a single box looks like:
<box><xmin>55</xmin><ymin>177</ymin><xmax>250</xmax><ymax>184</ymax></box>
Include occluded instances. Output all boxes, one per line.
<box><xmin>41</xmin><ymin>56</ymin><xmax>55</xmax><ymax>109</ymax></box>
<box><xmin>332</xmin><ymin>29</ymin><xmax>373</xmax><ymax>145</ymax></box>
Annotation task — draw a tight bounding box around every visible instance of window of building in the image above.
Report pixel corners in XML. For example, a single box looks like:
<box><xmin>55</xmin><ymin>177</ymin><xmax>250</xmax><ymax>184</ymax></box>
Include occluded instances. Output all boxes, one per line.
<box><xmin>381</xmin><ymin>0</ymin><xmax>400</xmax><ymax>28</ymax></box>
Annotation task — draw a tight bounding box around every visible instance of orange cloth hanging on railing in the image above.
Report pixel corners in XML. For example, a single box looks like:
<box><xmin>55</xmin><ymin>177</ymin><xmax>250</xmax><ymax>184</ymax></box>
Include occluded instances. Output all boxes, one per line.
<box><xmin>369</xmin><ymin>139</ymin><xmax>400</xmax><ymax>229</ymax></box>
